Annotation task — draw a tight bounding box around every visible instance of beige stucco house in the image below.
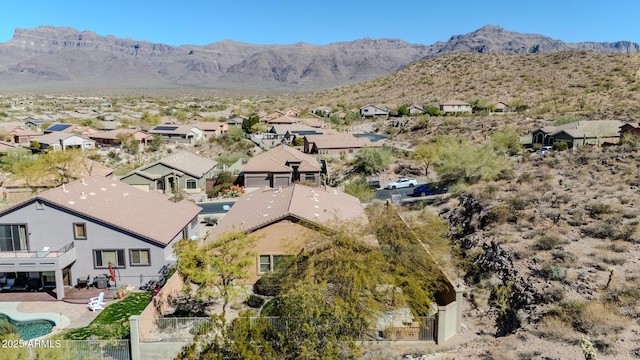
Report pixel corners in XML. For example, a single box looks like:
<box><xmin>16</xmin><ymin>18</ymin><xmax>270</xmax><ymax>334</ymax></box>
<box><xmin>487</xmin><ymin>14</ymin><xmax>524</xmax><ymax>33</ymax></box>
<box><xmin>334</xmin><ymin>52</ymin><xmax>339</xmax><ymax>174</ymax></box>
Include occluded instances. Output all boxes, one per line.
<box><xmin>439</xmin><ymin>100</ymin><xmax>471</xmax><ymax>114</ymax></box>
<box><xmin>206</xmin><ymin>184</ymin><xmax>367</xmax><ymax>283</ymax></box>
<box><xmin>243</xmin><ymin>145</ymin><xmax>323</xmax><ymax>188</ymax></box>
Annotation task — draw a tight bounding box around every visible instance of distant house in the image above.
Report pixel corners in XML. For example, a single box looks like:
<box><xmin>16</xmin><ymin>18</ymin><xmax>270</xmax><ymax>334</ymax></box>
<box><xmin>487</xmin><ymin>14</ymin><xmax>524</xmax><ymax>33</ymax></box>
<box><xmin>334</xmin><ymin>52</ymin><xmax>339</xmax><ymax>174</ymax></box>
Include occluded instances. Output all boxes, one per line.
<box><xmin>227</xmin><ymin>116</ymin><xmax>245</xmax><ymax>126</ymax></box>
<box><xmin>408</xmin><ymin>105</ymin><xmax>425</xmax><ymax>115</ymax></box>
<box><xmin>37</xmin><ymin>133</ymin><xmax>96</xmax><ymax>152</ymax></box>
<box><xmin>89</xmin><ymin>129</ymin><xmax>153</xmax><ymax>149</ymax></box>
<box><xmin>148</xmin><ymin>124</ymin><xmax>205</xmax><ymax>144</ymax></box>
<box><xmin>206</xmin><ymin>184</ymin><xmax>366</xmax><ymax>283</ymax></box>
<box><xmin>0</xmin><ymin>176</ymin><xmax>201</xmax><ymax>299</ymax></box>
<box><xmin>44</xmin><ymin>123</ymin><xmax>99</xmax><ymax>137</ymax></box>
<box><xmin>264</xmin><ymin>124</ymin><xmax>324</xmax><ymax>144</ymax></box>
<box><xmin>439</xmin><ymin>100</ymin><xmax>472</xmax><ymax>114</ymax></box>
<box><xmin>188</xmin><ymin>114</ymin><xmax>207</xmax><ymax>122</ymax></box>
<box><xmin>243</xmin><ymin>145</ymin><xmax>323</xmax><ymax>188</ymax></box>
<box><xmin>194</xmin><ymin>121</ymin><xmax>229</xmax><ymax>137</ymax></box>
<box><xmin>119</xmin><ymin>151</ymin><xmax>217</xmax><ymax>195</ymax></box>
<box><xmin>6</xmin><ymin>127</ymin><xmax>43</xmax><ymax>145</ymax></box>
<box><xmin>493</xmin><ymin>101</ymin><xmax>512</xmax><ymax>113</ymax></box>
<box><xmin>310</xmin><ymin>106</ymin><xmax>332</xmax><ymax>117</ymax></box>
<box><xmin>24</xmin><ymin>119</ymin><xmax>56</xmax><ymax>130</ymax></box>
<box><xmin>284</xmin><ymin>109</ymin><xmax>300</xmax><ymax>117</ymax></box>
<box><xmin>531</xmin><ymin>120</ymin><xmax>624</xmax><ymax>149</ymax></box>
<box><xmin>266</xmin><ymin>115</ymin><xmax>301</xmax><ymax>125</ymax></box>
<box><xmin>260</xmin><ymin>111</ymin><xmax>286</xmax><ymax>122</ymax></box>
<box><xmin>303</xmin><ymin>133</ymin><xmax>376</xmax><ymax>155</ymax></box>
<box><xmin>359</xmin><ymin>105</ymin><xmax>389</xmax><ymax>118</ymax></box>
<box><xmin>620</xmin><ymin>122</ymin><xmax>640</xmax><ymax>138</ymax></box>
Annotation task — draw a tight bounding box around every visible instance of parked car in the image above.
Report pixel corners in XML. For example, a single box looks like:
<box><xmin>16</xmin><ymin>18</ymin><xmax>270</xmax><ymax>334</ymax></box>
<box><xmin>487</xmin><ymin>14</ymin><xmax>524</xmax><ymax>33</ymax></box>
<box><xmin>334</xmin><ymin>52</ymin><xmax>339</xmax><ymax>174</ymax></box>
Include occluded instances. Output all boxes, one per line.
<box><xmin>386</xmin><ymin>178</ymin><xmax>417</xmax><ymax>189</ymax></box>
<box><xmin>412</xmin><ymin>184</ymin><xmax>448</xmax><ymax>197</ymax></box>
<box><xmin>367</xmin><ymin>180</ymin><xmax>381</xmax><ymax>189</ymax></box>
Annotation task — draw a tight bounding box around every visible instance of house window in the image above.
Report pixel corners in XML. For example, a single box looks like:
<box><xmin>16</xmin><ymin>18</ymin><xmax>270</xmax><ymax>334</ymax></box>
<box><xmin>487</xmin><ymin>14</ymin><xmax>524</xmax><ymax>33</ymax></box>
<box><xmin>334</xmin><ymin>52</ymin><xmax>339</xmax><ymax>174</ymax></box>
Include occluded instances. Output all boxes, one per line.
<box><xmin>130</xmin><ymin>249</ymin><xmax>151</xmax><ymax>266</ymax></box>
<box><xmin>0</xmin><ymin>224</ymin><xmax>28</xmax><ymax>252</ymax></box>
<box><xmin>93</xmin><ymin>249</ymin><xmax>125</xmax><ymax>268</ymax></box>
<box><xmin>73</xmin><ymin>223</ymin><xmax>87</xmax><ymax>240</ymax></box>
<box><xmin>259</xmin><ymin>254</ymin><xmax>289</xmax><ymax>273</ymax></box>
<box><xmin>305</xmin><ymin>174</ymin><xmax>315</xmax><ymax>182</ymax></box>
<box><xmin>259</xmin><ymin>255</ymin><xmax>271</xmax><ymax>273</ymax></box>
<box><xmin>186</xmin><ymin>179</ymin><xmax>197</xmax><ymax>189</ymax></box>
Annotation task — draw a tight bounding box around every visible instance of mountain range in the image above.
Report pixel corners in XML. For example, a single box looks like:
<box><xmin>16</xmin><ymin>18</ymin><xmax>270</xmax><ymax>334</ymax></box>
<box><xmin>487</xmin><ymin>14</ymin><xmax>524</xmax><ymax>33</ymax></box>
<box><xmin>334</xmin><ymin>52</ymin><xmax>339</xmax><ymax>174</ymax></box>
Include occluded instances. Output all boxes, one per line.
<box><xmin>0</xmin><ymin>25</ymin><xmax>638</xmax><ymax>92</ymax></box>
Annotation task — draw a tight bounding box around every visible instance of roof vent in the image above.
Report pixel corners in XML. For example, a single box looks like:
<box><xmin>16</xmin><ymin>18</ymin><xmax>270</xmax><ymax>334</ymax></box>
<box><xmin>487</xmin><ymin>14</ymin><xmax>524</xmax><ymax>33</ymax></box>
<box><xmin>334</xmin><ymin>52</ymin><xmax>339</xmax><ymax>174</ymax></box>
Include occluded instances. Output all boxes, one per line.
<box><xmin>62</xmin><ymin>184</ymin><xmax>68</xmax><ymax>192</ymax></box>
<box><xmin>123</xmin><ymin>192</ymin><xmax>129</xmax><ymax>196</ymax></box>
<box><xmin>81</xmin><ymin>178</ymin><xmax>86</xmax><ymax>185</ymax></box>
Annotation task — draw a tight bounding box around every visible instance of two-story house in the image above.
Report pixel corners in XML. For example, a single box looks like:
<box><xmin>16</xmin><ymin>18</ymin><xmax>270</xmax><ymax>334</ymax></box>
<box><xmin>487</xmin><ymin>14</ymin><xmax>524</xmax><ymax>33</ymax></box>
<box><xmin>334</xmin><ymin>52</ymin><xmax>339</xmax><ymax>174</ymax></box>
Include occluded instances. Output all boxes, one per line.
<box><xmin>0</xmin><ymin>176</ymin><xmax>201</xmax><ymax>299</ymax></box>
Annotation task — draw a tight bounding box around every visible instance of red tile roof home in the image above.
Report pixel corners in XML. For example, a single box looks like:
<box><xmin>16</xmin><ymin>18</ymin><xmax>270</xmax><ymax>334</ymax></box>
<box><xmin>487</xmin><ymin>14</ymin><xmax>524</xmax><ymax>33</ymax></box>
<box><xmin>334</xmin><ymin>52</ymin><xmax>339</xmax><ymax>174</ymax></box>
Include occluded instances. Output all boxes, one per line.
<box><xmin>33</xmin><ymin>176</ymin><xmax>201</xmax><ymax>245</ymax></box>
<box><xmin>209</xmin><ymin>184</ymin><xmax>367</xmax><ymax>238</ymax></box>
<box><xmin>304</xmin><ymin>133</ymin><xmax>376</xmax><ymax>153</ymax></box>
<box><xmin>267</xmin><ymin>115</ymin><xmax>301</xmax><ymax>125</ymax></box>
<box><xmin>244</xmin><ymin>145</ymin><xmax>322</xmax><ymax>173</ymax></box>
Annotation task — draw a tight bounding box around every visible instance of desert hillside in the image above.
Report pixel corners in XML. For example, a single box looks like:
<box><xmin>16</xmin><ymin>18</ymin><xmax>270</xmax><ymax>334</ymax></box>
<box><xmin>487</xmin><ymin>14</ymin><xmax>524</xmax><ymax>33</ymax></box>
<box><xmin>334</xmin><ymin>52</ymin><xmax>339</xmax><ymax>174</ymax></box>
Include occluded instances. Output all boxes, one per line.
<box><xmin>294</xmin><ymin>51</ymin><xmax>640</xmax><ymax>121</ymax></box>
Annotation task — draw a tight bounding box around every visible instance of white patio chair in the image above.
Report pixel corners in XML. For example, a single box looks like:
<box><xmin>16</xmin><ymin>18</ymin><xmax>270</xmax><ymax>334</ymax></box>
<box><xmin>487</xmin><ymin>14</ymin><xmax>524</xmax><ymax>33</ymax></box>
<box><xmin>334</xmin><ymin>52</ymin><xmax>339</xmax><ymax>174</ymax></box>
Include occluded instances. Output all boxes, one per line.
<box><xmin>89</xmin><ymin>291</ymin><xmax>106</xmax><ymax>311</ymax></box>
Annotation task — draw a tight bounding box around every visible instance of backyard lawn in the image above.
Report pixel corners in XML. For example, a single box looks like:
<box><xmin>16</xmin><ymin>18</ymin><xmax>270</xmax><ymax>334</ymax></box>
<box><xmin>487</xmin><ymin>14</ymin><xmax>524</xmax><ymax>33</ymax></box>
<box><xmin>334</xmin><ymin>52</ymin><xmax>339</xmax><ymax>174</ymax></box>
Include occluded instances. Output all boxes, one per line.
<box><xmin>61</xmin><ymin>292</ymin><xmax>152</xmax><ymax>340</ymax></box>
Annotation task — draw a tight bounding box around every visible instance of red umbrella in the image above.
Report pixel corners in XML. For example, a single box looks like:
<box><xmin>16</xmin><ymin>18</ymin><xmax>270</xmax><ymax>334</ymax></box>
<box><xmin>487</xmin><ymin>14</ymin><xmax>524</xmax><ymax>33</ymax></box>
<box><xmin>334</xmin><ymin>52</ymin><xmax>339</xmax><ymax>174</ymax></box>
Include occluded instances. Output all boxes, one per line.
<box><xmin>108</xmin><ymin>263</ymin><xmax>116</xmax><ymax>282</ymax></box>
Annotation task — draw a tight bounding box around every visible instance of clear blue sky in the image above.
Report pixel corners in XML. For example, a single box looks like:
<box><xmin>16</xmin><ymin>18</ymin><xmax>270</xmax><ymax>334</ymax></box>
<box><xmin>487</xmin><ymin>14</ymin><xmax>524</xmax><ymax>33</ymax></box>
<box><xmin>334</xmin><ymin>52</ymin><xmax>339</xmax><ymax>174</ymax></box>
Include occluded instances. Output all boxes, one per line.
<box><xmin>1</xmin><ymin>0</ymin><xmax>638</xmax><ymax>46</ymax></box>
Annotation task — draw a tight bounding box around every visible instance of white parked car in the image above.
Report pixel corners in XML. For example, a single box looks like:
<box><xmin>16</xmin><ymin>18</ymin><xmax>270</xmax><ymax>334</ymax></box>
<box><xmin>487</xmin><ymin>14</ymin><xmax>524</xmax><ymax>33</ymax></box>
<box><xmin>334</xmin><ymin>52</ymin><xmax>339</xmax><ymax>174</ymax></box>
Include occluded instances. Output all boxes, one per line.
<box><xmin>386</xmin><ymin>178</ymin><xmax>417</xmax><ymax>189</ymax></box>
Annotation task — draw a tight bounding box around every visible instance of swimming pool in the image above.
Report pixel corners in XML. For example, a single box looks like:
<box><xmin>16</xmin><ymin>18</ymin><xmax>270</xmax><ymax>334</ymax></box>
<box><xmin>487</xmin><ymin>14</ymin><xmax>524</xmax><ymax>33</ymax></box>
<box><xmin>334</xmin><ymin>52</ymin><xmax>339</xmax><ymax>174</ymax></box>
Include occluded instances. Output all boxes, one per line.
<box><xmin>0</xmin><ymin>313</ymin><xmax>55</xmax><ymax>340</ymax></box>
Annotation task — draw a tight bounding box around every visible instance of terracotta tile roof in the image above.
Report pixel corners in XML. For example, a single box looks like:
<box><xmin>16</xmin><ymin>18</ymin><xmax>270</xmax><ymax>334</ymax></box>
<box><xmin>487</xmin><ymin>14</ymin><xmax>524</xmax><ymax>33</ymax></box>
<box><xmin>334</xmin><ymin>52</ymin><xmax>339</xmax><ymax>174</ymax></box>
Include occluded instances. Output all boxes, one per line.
<box><xmin>194</xmin><ymin>121</ymin><xmax>228</xmax><ymax>131</ymax></box>
<box><xmin>124</xmin><ymin>151</ymin><xmax>217</xmax><ymax>179</ymax></box>
<box><xmin>37</xmin><ymin>132</ymin><xmax>93</xmax><ymax>144</ymax></box>
<box><xmin>267</xmin><ymin>115</ymin><xmax>300</xmax><ymax>124</ymax></box>
<box><xmin>89</xmin><ymin>128</ymin><xmax>151</xmax><ymax>140</ymax></box>
<box><xmin>209</xmin><ymin>184</ymin><xmax>366</xmax><ymax>238</ymax></box>
<box><xmin>32</xmin><ymin>176</ymin><xmax>200</xmax><ymax>246</ymax></box>
<box><xmin>243</xmin><ymin>145</ymin><xmax>321</xmax><ymax>173</ymax></box>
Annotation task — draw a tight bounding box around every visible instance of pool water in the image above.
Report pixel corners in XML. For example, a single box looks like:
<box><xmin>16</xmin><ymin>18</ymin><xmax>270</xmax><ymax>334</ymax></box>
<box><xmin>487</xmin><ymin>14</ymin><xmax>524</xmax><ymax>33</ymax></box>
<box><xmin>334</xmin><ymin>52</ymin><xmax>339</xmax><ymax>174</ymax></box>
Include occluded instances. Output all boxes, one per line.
<box><xmin>0</xmin><ymin>313</ymin><xmax>55</xmax><ymax>340</ymax></box>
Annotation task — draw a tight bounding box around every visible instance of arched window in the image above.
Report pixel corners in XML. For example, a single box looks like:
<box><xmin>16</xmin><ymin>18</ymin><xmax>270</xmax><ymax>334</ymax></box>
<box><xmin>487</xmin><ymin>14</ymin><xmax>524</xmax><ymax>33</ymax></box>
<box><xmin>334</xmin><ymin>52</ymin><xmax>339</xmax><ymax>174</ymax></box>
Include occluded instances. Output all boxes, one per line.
<box><xmin>186</xmin><ymin>179</ymin><xmax>197</xmax><ymax>189</ymax></box>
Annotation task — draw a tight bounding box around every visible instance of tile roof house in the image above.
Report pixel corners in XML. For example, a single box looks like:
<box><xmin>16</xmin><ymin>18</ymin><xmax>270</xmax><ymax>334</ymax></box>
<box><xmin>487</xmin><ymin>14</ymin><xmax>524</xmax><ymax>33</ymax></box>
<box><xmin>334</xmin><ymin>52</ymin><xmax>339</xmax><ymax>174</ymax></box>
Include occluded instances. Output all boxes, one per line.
<box><xmin>264</xmin><ymin>124</ymin><xmax>325</xmax><ymax>145</ymax></box>
<box><xmin>89</xmin><ymin>129</ymin><xmax>153</xmax><ymax>149</ymax></box>
<box><xmin>243</xmin><ymin>145</ymin><xmax>323</xmax><ymax>188</ymax></box>
<box><xmin>439</xmin><ymin>100</ymin><xmax>472</xmax><ymax>114</ymax></box>
<box><xmin>359</xmin><ymin>105</ymin><xmax>389</xmax><ymax>118</ymax></box>
<box><xmin>207</xmin><ymin>184</ymin><xmax>367</xmax><ymax>282</ymax></box>
<box><xmin>408</xmin><ymin>105</ymin><xmax>425</xmax><ymax>115</ymax></box>
<box><xmin>531</xmin><ymin>120</ymin><xmax>624</xmax><ymax>149</ymax></box>
<box><xmin>0</xmin><ymin>176</ymin><xmax>201</xmax><ymax>299</ymax></box>
<box><xmin>37</xmin><ymin>132</ymin><xmax>96</xmax><ymax>152</ymax></box>
<box><xmin>194</xmin><ymin>121</ymin><xmax>229</xmax><ymax>137</ymax></box>
<box><xmin>148</xmin><ymin>125</ymin><xmax>205</xmax><ymax>144</ymax></box>
<box><xmin>6</xmin><ymin>127</ymin><xmax>43</xmax><ymax>145</ymax></box>
<box><xmin>119</xmin><ymin>151</ymin><xmax>217</xmax><ymax>197</ymax></box>
<box><xmin>303</xmin><ymin>133</ymin><xmax>377</xmax><ymax>155</ymax></box>
<box><xmin>44</xmin><ymin>123</ymin><xmax>99</xmax><ymax>137</ymax></box>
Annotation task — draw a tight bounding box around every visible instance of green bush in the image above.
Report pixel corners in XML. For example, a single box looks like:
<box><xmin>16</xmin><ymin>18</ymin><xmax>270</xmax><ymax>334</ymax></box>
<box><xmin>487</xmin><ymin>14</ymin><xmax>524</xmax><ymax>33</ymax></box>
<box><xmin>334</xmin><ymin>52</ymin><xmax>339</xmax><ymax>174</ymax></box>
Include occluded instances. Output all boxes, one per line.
<box><xmin>245</xmin><ymin>294</ymin><xmax>265</xmax><ymax>308</ymax></box>
<box><xmin>535</xmin><ymin>235</ymin><xmax>561</xmax><ymax>250</ymax></box>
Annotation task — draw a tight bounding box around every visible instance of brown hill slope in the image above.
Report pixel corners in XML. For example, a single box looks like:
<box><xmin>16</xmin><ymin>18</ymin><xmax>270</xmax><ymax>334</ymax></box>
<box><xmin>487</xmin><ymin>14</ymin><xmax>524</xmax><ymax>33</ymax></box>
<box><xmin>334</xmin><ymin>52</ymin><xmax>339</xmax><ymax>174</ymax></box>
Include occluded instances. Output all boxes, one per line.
<box><xmin>303</xmin><ymin>51</ymin><xmax>640</xmax><ymax>120</ymax></box>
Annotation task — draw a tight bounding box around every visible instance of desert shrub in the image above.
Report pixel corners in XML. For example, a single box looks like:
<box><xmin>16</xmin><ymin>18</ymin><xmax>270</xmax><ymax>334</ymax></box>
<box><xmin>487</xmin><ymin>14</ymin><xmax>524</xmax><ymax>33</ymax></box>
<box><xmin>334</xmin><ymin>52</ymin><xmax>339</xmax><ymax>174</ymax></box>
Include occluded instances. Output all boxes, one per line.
<box><xmin>484</xmin><ymin>204</ymin><xmax>517</xmax><ymax>226</ymax></box>
<box><xmin>550</xmin><ymin>301</ymin><xmax>629</xmax><ymax>335</ymax></box>
<box><xmin>540</xmin><ymin>262</ymin><xmax>567</xmax><ymax>281</ymax></box>
<box><xmin>532</xmin><ymin>143</ymin><xmax>543</xmax><ymax>151</ymax></box>
<box><xmin>517</xmin><ymin>172</ymin><xmax>533</xmax><ymax>184</ymax></box>
<box><xmin>535</xmin><ymin>315</ymin><xmax>580</xmax><ymax>343</ymax></box>
<box><xmin>507</xmin><ymin>197</ymin><xmax>527</xmax><ymax>211</ymax></box>
<box><xmin>541</xmin><ymin>286</ymin><xmax>565</xmax><ymax>303</ymax></box>
<box><xmin>588</xmin><ymin>203</ymin><xmax>611</xmax><ymax>218</ymax></box>
<box><xmin>535</xmin><ymin>235</ymin><xmax>561</xmax><ymax>250</ymax></box>
<box><xmin>245</xmin><ymin>294</ymin><xmax>265</xmax><ymax>309</ymax></box>
<box><xmin>553</xmin><ymin>141</ymin><xmax>569</xmax><ymax>151</ymax></box>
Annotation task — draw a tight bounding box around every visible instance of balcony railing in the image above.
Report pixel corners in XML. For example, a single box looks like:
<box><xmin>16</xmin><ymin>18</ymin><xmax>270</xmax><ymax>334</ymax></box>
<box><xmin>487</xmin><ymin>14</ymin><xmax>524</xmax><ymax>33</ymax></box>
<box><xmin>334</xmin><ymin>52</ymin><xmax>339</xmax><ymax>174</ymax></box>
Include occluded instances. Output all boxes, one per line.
<box><xmin>0</xmin><ymin>242</ymin><xmax>75</xmax><ymax>259</ymax></box>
